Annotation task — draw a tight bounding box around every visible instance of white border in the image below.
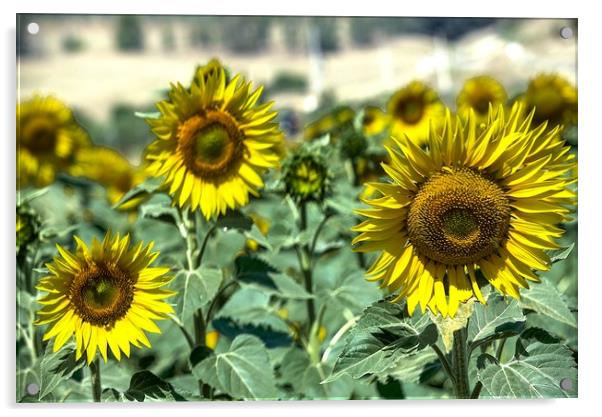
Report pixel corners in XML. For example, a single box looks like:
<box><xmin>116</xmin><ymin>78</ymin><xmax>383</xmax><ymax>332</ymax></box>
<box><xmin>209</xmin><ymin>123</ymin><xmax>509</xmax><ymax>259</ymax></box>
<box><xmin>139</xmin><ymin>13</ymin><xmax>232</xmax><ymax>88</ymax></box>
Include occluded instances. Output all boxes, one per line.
<box><xmin>3</xmin><ymin>1</ymin><xmax>601</xmax><ymax>416</ymax></box>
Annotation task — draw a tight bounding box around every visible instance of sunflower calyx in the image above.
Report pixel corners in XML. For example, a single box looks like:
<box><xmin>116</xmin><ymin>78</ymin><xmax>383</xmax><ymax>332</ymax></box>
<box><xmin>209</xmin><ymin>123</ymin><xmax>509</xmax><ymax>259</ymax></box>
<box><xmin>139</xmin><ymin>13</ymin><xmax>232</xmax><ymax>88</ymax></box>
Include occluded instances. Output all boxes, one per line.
<box><xmin>281</xmin><ymin>142</ymin><xmax>332</xmax><ymax>203</ymax></box>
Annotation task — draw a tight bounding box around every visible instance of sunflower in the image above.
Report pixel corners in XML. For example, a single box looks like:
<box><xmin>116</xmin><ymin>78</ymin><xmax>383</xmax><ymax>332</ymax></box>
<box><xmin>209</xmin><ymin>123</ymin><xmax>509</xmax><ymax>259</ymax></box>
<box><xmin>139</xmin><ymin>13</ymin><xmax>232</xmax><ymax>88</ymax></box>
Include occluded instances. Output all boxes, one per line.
<box><xmin>353</xmin><ymin>103</ymin><xmax>576</xmax><ymax>317</ymax></box>
<box><xmin>145</xmin><ymin>62</ymin><xmax>282</xmax><ymax>220</ymax></box>
<box><xmin>386</xmin><ymin>81</ymin><xmax>445</xmax><ymax>147</ymax></box>
<box><xmin>70</xmin><ymin>146</ymin><xmax>148</xmax><ymax>209</ymax></box>
<box><xmin>456</xmin><ymin>76</ymin><xmax>507</xmax><ymax>124</ymax></box>
<box><xmin>361</xmin><ymin>106</ymin><xmax>389</xmax><ymax>137</ymax></box>
<box><xmin>304</xmin><ymin>106</ymin><xmax>355</xmax><ymax>142</ymax></box>
<box><xmin>35</xmin><ymin>231</ymin><xmax>175</xmax><ymax>363</ymax></box>
<box><xmin>17</xmin><ymin>95</ymin><xmax>91</xmax><ymax>188</ymax></box>
<box><xmin>519</xmin><ymin>73</ymin><xmax>577</xmax><ymax>130</ymax></box>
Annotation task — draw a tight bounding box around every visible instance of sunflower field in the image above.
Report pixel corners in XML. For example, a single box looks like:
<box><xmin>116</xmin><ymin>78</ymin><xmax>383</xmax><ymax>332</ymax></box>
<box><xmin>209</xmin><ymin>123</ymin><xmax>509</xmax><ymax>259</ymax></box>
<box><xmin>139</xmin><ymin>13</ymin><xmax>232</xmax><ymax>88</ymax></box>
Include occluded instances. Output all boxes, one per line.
<box><xmin>16</xmin><ymin>16</ymin><xmax>578</xmax><ymax>403</ymax></box>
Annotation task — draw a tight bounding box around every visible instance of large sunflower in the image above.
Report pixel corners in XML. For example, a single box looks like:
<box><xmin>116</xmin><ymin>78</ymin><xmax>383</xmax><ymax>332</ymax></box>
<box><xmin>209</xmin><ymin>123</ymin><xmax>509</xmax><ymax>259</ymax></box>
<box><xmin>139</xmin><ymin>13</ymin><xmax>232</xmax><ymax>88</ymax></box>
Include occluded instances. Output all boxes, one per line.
<box><xmin>35</xmin><ymin>231</ymin><xmax>175</xmax><ymax>363</ymax></box>
<box><xmin>353</xmin><ymin>103</ymin><xmax>576</xmax><ymax>317</ymax></box>
<box><xmin>145</xmin><ymin>62</ymin><xmax>282</xmax><ymax>220</ymax></box>
<box><xmin>386</xmin><ymin>81</ymin><xmax>445</xmax><ymax>147</ymax></box>
<box><xmin>519</xmin><ymin>73</ymin><xmax>577</xmax><ymax>130</ymax></box>
<box><xmin>17</xmin><ymin>95</ymin><xmax>91</xmax><ymax>188</ymax></box>
<box><xmin>456</xmin><ymin>76</ymin><xmax>507</xmax><ymax>124</ymax></box>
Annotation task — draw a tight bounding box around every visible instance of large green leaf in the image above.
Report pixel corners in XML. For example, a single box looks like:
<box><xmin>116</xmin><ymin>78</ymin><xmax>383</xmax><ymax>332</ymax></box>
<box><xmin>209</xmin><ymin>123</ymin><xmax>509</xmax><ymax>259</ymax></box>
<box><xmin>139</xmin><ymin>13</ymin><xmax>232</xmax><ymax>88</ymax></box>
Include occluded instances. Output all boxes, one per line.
<box><xmin>325</xmin><ymin>300</ymin><xmax>438</xmax><ymax>383</ymax></box>
<box><xmin>468</xmin><ymin>295</ymin><xmax>526</xmax><ymax>349</ymax></box>
<box><xmin>387</xmin><ymin>350</ymin><xmax>440</xmax><ymax>384</ymax></box>
<box><xmin>124</xmin><ymin>370</ymin><xmax>185</xmax><ymax>402</ymax></box>
<box><xmin>518</xmin><ymin>279</ymin><xmax>577</xmax><ymax>328</ymax></box>
<box><xmin>192</xmin><ymin>335</ymin><xmax>278</xmax><ymax>400</ymax></box>
<box><xmin>139</xmin><ymin>202</ymin><xmax>182</xmax><ymax>228</ymax></box>
<box><xmin>171</xmin><ymin>266</ymin><xmax>223</xmax><ymax>320</ymax></box>
<box><xmin>112</xmin><ymin>177</ymin><xmax>163</xmax><ymax>209</ymax></box>
<box><xmin>477</xmin><ymin>342</ymin><xmax>577</xmax><ymax>398</ymax></box>
<box><xmin>38</xmin><ymin>343</ymin><xmax>85</xmax><ymax>400</ymax></box>
<box><xmin>279</xmin><ymin>347</ymin><xmax>354</xmax><ymax>400</ymax></box>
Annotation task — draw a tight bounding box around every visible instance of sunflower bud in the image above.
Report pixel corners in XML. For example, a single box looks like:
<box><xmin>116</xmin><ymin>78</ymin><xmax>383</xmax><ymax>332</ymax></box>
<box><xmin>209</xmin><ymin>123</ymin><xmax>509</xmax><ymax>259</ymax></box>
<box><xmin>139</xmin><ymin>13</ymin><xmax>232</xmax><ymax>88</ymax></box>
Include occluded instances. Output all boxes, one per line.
<box><xmin>339</xmin><ymin>130</ymin><xmax>367</xmax><ymax>160</ymax></box>
<box><xmin>282</xmin><ymin>146</ymin><xmax>330</xmax><ymax>203</ymax></box>
<box><xmin>16</xmin><ymin>206</ymin><xmax>40</xmax><ymax>253</ymax></box>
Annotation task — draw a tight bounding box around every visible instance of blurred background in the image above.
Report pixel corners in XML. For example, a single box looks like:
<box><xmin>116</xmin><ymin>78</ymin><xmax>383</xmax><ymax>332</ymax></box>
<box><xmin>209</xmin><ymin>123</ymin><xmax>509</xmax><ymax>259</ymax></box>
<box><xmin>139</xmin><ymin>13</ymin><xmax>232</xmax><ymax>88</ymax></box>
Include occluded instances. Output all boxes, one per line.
<box><xmin>17</xmin><ymin>15</ymin><xmax>577</xmax><ymax>161</ymax></box>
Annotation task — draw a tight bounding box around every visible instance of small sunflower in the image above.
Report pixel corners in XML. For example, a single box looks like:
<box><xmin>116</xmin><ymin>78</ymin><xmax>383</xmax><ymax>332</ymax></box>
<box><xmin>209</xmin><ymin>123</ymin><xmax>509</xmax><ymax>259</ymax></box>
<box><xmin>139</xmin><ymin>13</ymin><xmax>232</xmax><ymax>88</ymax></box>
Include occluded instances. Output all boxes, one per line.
<box><xmin>35</xmin><ymin>231</ymin><xmax>175</xmax><ymax>363</ymax></box>
<box><xmin>145</xmin><ymin>61</ymin><xmax>282</xmax><ymax>220</ymax></box>
<box><xmin>361</xmin><ymin>106</ymin><xmax>389</xmax><ymax>137</ymax></box>
<box><xmin>353</xmin><ymin>103</ymin><xmax>576</xmax><ymax>317</ymax></box>
<box><xmin>71</xmin><ymin>146</ymin><xmax>148</xmax><ymax>209</ymax></box>
<box><xmin>520</xmin><ymin>73</ymin><xmax>577</xmax><ymax>130</ymax></box>
<box><xmin>456</xmin><ymin>76</ymin><xmax>507</xmax><ymax>124</ymax></box>
<box><xmin>17</xmin><ymin>95</ymin><xmax>91</xmax><ymax>188</ymax></box>
<box><xmin>386</xmin><ymin>81</ymin><xmax>445</xmax><ymax>147</ymax></box>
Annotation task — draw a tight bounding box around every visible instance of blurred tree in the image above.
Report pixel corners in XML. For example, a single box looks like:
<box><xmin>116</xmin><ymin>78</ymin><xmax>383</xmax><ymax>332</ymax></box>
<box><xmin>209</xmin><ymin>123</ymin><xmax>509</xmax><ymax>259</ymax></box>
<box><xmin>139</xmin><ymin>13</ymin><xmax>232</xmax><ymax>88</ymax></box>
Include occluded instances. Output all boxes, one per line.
<box><xmin>116</xmin><ymin>15</ymin><xmax>145</xmax><ymax>52</ymax></box>
<box><xmin>220</xmin><ymin>16</ymin><xmax>270</xmax><ymax>53</ymax></box>
<box><xmin>62</xmin><ymin>35</ymin><xmax>85</xmax><ymax>53</ymax></box>
<box><xmin>311</xmin><ymin>17</ymin><xmax>340</xmax><ymax>54</ymax></box>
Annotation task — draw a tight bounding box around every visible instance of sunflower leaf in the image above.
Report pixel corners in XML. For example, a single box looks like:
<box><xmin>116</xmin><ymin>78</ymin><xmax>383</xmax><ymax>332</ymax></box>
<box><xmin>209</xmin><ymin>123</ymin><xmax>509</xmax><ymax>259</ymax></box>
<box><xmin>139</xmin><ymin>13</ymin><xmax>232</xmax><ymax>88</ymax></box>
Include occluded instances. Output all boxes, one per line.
<box><xmin>192</xmin><ymin>334</ymin><xmax>278</xmax><ymax>400</ymax></box>
<box><xmin>134</xmin><ymin>111</ymin><xmax>161</xmax><ymax>119</ymax></box>
<box><xmin>38</xmin><ymin>343</ymin><xmax>85</xmax><ymax>400</ymax></box>
<box><xmin>139</xmin><ymin>203</ymin><xmax>182</xmax><ymax>228</ymax></box>
<box><xmin>171</xmin><ymin>266</ymin><xmax>223</xmax><ymax>320</ymax></box>
<box><xmin>125</xmin><ymin>370</ymin><xmax>185</xmax><ymax>401</ymax></box>
<box><xmin>468</xmin><ymin>295</ymin><xmax>526</xmax><ymax>350</ymax></box>
<box><xmin>215</xmin><ymin>210</ymin><xmax>253</xmax><ymax>231</ymax></box>
<box><xmin>549</xmin><ymin>243</ymin><xmax>575</xmax><ymax>263</ymax></box>
<box><xmin>476</xmin><ymin>342</ymin><xmax>577</xmax><ymax>398</ymax></box>
<box><xmin>518</xmin><ymin>278</ymin><xmax>577</xmax><ymax>328</ymax></box>
<box><xmin>212</xmin><ymin>317</ymin><xmax>293</xmax><ymax>349</ymax></box>
<box><xmin>112</xmin><ymin>177</ymin><xmax>164</xmax><ymax>210</ymax></box>
<box><xmin>324</xmin><ymin>299</ymin><xmax>438</xmax><ymax>383</ymax></box>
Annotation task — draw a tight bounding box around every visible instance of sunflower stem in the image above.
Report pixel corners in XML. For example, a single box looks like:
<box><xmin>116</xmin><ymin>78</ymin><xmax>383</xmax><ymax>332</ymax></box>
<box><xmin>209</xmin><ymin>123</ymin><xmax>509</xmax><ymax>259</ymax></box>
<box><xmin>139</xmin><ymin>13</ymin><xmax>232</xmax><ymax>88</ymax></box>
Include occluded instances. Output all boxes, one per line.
<box><xmin>451</xmin><ymin>326</ymin><xmax>470</xmax><ymax>399</ymax></box>
<box><xmin>182</xmin><ymin>209</ymin><xmax>199</xmax><ymax>271</ymax></box>
<box><xmin>297</xmin><ymin>201</ymin><xmax>316</xmax><ymax>330</ymax></box>
<box><xmin>90</xmin><ymin>358</ymin><xmax>102</xmax><ymax>403</ymax></box>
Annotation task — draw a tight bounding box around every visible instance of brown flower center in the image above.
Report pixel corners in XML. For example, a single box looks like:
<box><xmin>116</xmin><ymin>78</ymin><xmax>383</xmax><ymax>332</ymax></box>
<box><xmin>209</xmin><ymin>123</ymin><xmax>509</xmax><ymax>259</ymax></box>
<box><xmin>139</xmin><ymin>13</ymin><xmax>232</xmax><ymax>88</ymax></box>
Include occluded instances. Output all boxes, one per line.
<box><xmin>407</xmin><ymin>168</ymin><xmax>511</xmax><ymax>265</ymax></box>
<box><xmin>395</xmin><ymin>97</ymin><xmax>424</xmax><ymax>125</ymax></box>
<box><xmin>177</xmin><ymin>111</ymin><xmax>243</xmax><ymax>178</ymax></box>
<box><xmin>69</xmin><ymin>262</ymin><xmax>134</xmax><ymax>327</ymax></box>
<box><xmin>23</xmin><ymin>118</ymin><xmax>57</xmax><ymax>154</ymax></box>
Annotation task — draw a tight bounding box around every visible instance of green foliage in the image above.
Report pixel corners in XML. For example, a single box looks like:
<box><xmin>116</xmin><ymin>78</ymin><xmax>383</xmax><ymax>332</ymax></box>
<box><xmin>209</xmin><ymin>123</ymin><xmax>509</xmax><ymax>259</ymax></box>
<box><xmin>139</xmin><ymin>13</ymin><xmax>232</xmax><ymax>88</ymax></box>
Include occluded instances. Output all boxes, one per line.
<box><xmin>62</xmin><ymin>35</ymin><xmax>85</xmax><ymax>53</ymax></box>
<box><xmin>268</xmin><ymin>72</ymin><xmax>308</xmax><ymax>94</ymax></box>
<box><xmin>468</xmin><ymin>294</ymin><xmax>526</xmax><ymax>351</ymax></box>
<box><xmin>325</xmin><ymin>300</ymin><xmax>438</xmax><ymax>383</ymax></box>
<box><xmin>477</xmin><ymin>340</ymin><xmax>577</xmax><ymax>399</ymax></box>
<box><xmin>192</xmin><ymin>335</ymin><xmax>279</xmax><ymax>400</ymax></box>
<box><xmin>115</xmin><ymin>15</ymin><xmax>145</xmax><ymax>51</ymax></box>
<box><xmin>172</xmin><ymin>266</ymin><xmax>223</xmax><ymax>321</ymax></box>
<box><xmin>518</xmin><ymin>279</ymin><xmax>577</xmax><ymax>328</ymax></box>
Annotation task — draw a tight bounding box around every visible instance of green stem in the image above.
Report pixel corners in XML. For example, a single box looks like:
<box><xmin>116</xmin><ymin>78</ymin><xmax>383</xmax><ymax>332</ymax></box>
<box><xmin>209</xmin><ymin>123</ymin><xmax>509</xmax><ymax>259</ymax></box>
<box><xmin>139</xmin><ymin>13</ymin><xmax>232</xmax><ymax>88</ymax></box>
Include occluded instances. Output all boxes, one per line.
<box><xmin>309</xmin><ymin>214</ymin><xmax>330</xmax><ymax>263</ymax></box>
<box><xmin>296</xmin><ymin>202</ymin><xmax>316</xmax><ymax>328</ymax></box>
<box><xmin>90</xmin><ymin>358</ymin><xmax>102</xmax><ymax>403</ymax></box>
<box><xmin>197</xmin><ymin>224</ymin><xmax>217</xmax><ymax>267</ymax></box>
<box><xmin>496</xmin><ymin>337</ymin><xmax>507</xmax><ymax>361</ymax></box>
<box><xmin>182</xmin><ymin>209</ymin><xmax>199</xmax><ymax>271</ymax></box>
<box><xmin>451</xmin><ymin>326</ymin><xmax>470</xmax><ymax>399</ymax></box>
<box><xmin>181</xmin><ymin>210</ymin><xmax>216</xmax><ymax>400</ymax></box>
<box><xmin>176</xmin><ymin>323</ymin><xmax>194</xmax><ymax>349</ymax></box>
<box><xmin>193</xmin><ymin>310</ymin><xmax>206</xmax><ymax>347</ymax></box>
<box><xmin>205</xmin><ymin>280</ymin><xmax>239</xmax><ymax>324</ymax></box>
<box><xmin>431</xmin><ymin>344</ymin><xmax>455</xmax><ymax>384</ymax></box>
